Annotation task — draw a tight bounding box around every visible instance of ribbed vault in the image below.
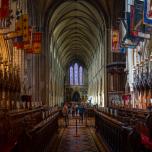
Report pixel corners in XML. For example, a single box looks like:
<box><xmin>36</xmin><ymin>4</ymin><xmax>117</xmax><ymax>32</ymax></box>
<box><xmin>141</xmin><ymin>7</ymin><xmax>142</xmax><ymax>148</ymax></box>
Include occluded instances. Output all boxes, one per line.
<box><xmin>48</xmin><ymin>0</ymin><xmax>105</xmax><ymax>68</ymax></box>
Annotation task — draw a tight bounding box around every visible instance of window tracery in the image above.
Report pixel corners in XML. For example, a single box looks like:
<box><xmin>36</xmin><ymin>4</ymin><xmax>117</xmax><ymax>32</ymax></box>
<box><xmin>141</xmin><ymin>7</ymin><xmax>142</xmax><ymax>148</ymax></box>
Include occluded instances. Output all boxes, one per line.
<box><xmin>69</xmin><ymin>63</ymin><xmax>83</xmax><ymax>85</ymax></box>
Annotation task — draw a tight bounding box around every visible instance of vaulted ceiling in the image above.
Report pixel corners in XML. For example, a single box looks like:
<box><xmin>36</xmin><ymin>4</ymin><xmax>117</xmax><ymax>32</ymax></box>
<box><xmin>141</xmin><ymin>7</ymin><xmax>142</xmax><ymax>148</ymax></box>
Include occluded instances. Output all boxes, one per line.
<box><xmin>32</xmin><ymin>0</ymin><xmax>124</xmax><ymax>68</ymax></box>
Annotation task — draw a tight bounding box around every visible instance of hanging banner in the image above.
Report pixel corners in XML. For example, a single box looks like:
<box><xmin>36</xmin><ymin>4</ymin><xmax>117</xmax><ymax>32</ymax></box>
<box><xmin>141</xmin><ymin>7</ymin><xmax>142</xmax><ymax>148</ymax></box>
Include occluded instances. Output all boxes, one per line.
<box><xmin>130</xmin><ymin>0</ymin><xmax>151</xmax><ymax>39</ymax></box>
<box><xmin>144</xmin><ymin>0</ymin><xmax>152</xmax><ymax>25</ymax></box>
<box><xmin>0</xmin><ymin>0</ymin><xmax>9</xmax><ymax>19</ymax></box>
<box><xmin>15</xmin><ymin>14</ymin><xmax>23</xmax><ymax>36</ymax></box>
<box><xmin>112</xmin><ymin>29</ymin><xmax>120</xmax><ymax>52</ymax></box>
<box><xmin>23</xmin><ymin>26</ymin><xmax>32</xmax><ymax>49</ymax></box>
<box><xmin>32</xmin><ymin>32</ymin><xmax>42</xmax><ymax>54</ymax></box>
<box><xmin>130</xmin><ymin>0</ymin><xmax>143</xmax><ymax>35</ymax></box>
<box><xmin>26</xmin><ymin>31</ymin><xmax>42</xmax><ymax>54</ymax></box>
<box><xmin>13</xmin><ymin>14</ymin><xmax>23</xmax><ymax>48</ymax></box>
<box><xmin>13</xmin><ymin>14</ymin><xmax>29</xmax><ymax>49</ymax></box>
<box><xmin>4</xmin><ymin>11</ymin><xmax>29</xmax><ymax>39</ymax></box>
<box><xmin>119</xmin><ymin>12</ymin><xmax>141</xmax><ymax>49</ymax></box>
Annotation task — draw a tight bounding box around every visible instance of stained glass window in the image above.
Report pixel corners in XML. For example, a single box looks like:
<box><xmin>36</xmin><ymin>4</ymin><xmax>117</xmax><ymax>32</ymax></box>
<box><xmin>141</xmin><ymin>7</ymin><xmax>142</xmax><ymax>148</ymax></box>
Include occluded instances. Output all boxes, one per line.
<box><xmin>74</xmin><ymin>63</ymin><xmax>78</xmax><ymax>85</ymax></box>
<box><xmin>79</xmin><ymin>66</ymin><xmax>83</xmax><ymax>85</ymax></box>
<box><xmin>70</xmin><ymin>66</ymin><xmax>73</xmax><ymax>85</ymax></box>
<box><xmin>69</xmin><ymin>63</ymin><xmax>83</xmax><ymax>85</ymax></box>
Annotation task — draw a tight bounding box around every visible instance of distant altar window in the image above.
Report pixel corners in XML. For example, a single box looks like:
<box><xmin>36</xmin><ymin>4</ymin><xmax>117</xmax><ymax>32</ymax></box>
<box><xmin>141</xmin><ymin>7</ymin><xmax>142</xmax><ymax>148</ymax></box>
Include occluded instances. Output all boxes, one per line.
<box><xmin>79</xmin><ymin>66</ymin><xmax>83</xmax><ymax>85</ymax></box>
<box><xmin>74</xmin><ymin>63</ymin><xmax>78</xmax><ymax>85</ymax></box>
<box><xmin>69</xmin><ymin>63</ymin><xmax>83</xmax><ymax>85</ymax></box>
<box><xmin>70</xmin><ymin>66</ymin><xmax>73</xmax><ymax>85</ymax></box>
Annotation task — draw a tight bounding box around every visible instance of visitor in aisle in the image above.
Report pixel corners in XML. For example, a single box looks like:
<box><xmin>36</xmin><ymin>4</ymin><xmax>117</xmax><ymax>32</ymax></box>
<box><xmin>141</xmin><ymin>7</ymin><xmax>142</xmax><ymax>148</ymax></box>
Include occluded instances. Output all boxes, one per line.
<box><xmin>62</xmin><ymin>103</ymin><xmax>69</xmax><ymax>127</ymax></box>
<box><xmin>78</xmin><ymin>104</ymin><xmax>85</xmax><ymax>123</ymax></box>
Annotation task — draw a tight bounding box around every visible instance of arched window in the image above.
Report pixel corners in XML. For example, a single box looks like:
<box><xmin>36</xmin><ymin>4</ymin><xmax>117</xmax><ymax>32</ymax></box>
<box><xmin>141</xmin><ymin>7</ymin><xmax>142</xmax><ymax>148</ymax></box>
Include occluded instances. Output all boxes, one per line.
<box><xmin>70</xmin><ymin>66</ymin><xmax>73</xmax><ymax>85</ymax></box>
<box><xmin>74</xmin><ymin>63</ymin><xmax>78</xmax><ymax>85</ymax></box>
<box><xmin>79</xmin><ymin>66</ymin><xmax>83</xmax><ymax>85</ymax></box>
<box><xmin>69</xmin><ymin>63</ymin><xmax>83</xmax><ymax>85</ymax></box>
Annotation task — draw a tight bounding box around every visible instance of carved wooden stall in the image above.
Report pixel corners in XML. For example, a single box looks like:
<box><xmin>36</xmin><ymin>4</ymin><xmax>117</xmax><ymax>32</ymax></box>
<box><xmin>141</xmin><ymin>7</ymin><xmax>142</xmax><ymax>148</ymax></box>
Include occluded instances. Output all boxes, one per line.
<box><xmin>11</xmin><ymin>109</ymin><xmax>59</xmax><ymax>152</ymax></box>
<box><xmin>0</xmin><ymin>107</ymin><xmax>59</xmax><ymax>152</ymax></box>
<box><xmin>107</xmin><ymin>53</ymin><xmax>126</xmax><ymax>107</ymax></box>
<box><xmin>132</xmin><ymin>40</ymin><xmax>152</xmax><ymax>109</ymax></box>
<box><xmin>95</xmin><ymin>108</ymin><xmax>152</xmax><ymax>152</ymax></box>
<box><xmin>95</xmin><ymin>109</ymin><xmax>130</xmax><ymax>152</ymax></box>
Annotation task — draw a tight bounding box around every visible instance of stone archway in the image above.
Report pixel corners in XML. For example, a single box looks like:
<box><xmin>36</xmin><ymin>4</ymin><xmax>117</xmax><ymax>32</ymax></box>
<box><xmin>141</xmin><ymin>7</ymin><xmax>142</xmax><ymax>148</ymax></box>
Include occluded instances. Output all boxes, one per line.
<box><xmin>72</xmin><ymin>91</ymin><xmax>80</xmax><ymax>102</ymax></box>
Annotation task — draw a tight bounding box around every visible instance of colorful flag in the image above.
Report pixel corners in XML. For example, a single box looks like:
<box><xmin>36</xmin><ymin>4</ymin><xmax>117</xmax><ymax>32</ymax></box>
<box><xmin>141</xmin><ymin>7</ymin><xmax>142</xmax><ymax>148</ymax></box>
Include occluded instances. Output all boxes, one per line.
<box><xmin>13</xmin><ymin>13</ymin><xmax>23</xmax><ymax>48</ymax></box>
<box><xmin>131</xmin><ymin>0</ymin><xmax>143</xmax><ymax>33</ymax></box>
<box><xmin>0</xmin><ymin>0</ymin><xmax>9</xmax><ymax>19</ymax></box>
<box><xmin>122</xmin><ymin>12</ymin><xmax>141</xmax><ymax>49</ymax></box>
<box><xmin>112</xmin><ymin>30</ymin><xmax>120</xmax><ymax>52</ymax></box>
<box><xmin>15</xmin><ymin>14</ymin><xmax>23</xmax><ymax>36</ymax></box>
<box><xmin>26</xmin><ymin>31</ymin><xmax>42</xmax><ymax>54</ymax></box>
<box><xmin>144</xmin><ymin>0</ymin><xmax>152</xmax><ymax>25</ymax></box>
<box><xmin>13</xmin><ymin>14</ymin><xmax>29</xmax><ymax>49</ymax></box>
<box><xmin>130</xmin><ymin>0</ymin><xmax>151</xmax><ymax>39</ymax></box>
<box><xmin>24</xmin><ymin>26</ymin><xmax>32</xmax><ymax>49</ymax></box>
<box><xmin>13</xmin><ymin>27</ymin><xmax>23</xmax><ymax>48</ymax></box>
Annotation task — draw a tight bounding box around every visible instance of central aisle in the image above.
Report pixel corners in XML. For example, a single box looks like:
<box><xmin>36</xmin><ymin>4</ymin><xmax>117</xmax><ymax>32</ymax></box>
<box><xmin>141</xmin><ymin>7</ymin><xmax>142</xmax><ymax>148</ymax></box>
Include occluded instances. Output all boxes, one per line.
<box><xmin>57</xmin><ymin>126</ymin><xmax>99</xmax><ymax>152</ymax></box>
<box><xmin>53</xmin><ymin>116</ymin><xmax>107</xmax><ymax>152</ymax></box>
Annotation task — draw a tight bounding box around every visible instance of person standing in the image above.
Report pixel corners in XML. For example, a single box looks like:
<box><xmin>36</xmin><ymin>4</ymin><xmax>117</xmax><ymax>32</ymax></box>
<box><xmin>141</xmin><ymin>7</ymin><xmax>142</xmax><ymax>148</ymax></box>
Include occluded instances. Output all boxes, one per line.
<box><xmin>72</xmin><ymin>104</ymin><xmax>75</xmax><ymax>117</ymax></box>
<box><xmin>75</xmin><ymin>104</ymin><xmax>78</xmax><ymax>115</ymax></box>
<box><xmin>78</xmin><ymin>104</ymin><xmax>85</xmax><ymax>123</ymax></box>
<box><xmin>62</xmin><ymin>103</ymin><xmax>69</xmax><ymax>127</ymax></box>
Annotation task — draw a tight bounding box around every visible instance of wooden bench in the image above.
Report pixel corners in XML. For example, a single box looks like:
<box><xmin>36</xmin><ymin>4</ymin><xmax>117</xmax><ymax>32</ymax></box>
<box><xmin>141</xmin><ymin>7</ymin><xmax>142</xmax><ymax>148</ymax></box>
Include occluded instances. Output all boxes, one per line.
<box><xmin>11</xmin><ymin>111</ymin><xmax>59</xmax><ymax>152</ymax></box>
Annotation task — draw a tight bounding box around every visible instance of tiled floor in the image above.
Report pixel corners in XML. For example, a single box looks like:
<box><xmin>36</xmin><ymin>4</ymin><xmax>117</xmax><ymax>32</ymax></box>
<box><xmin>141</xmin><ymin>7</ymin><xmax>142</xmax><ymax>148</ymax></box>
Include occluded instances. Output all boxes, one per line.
<box><xmin>57</xmin><ymin>116</ymin><xmax>99</xmax><ymax>152</ymax></box>
<box><xmin>57</xmin><ymin>126</ymin><xmax>99</xmax><ymax>152</ymax></box>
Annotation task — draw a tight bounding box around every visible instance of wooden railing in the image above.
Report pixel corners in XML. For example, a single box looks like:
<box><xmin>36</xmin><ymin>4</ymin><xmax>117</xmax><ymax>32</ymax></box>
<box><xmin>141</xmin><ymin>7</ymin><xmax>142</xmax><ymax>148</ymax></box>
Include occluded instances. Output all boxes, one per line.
<box><xmin>97</xmin><ymin>107</ymin><xmax>149</xmax><ymax>125</ymax></box>
<box><xmin>12</xmin><ymin>110</ymin><xmax>59</xmax><ymax>152</ymax></box>
<box><xmin>0</xmin><ymin>107</ymin><xmax>59</xmax><ymax>152</ymax></box>
<box><xmin>95</xmin><ymin>108</ymin><xmax>152</xmax><ymax>152</ymax></box>
<box><xmin>95</xmin><ymin>110</ymin><xmax>131</xmax><ymax>152</ymax></box>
